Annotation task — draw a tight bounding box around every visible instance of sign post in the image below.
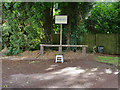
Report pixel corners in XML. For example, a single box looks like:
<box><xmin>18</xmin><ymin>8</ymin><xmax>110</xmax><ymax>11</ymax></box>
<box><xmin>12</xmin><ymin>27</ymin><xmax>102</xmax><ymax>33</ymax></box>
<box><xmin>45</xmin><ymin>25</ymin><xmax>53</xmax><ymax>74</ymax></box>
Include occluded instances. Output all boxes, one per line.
<box><xmin>55</xmin><ymin>15</ymin><xmax>67</xmax><ymax>54</ymax></box>
<box><xmin>59</xmin><ymin>24</ymin><xmax>62</xmax><ymax>54</ymax></box>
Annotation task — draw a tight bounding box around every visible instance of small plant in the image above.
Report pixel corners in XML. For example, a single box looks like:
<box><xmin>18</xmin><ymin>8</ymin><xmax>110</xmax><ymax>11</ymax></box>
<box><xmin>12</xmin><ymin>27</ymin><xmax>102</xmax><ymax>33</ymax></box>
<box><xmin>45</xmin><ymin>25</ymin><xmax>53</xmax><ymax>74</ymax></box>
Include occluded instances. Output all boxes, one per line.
<box><xmin>93</xmin><ymin>45</ymin><xmax>97</xmax><ymax>54</ymax></box>
<box><xmin>4</xmin><ymin>47</ymin><xmax>23</xmax><ymax>56</ymax></box>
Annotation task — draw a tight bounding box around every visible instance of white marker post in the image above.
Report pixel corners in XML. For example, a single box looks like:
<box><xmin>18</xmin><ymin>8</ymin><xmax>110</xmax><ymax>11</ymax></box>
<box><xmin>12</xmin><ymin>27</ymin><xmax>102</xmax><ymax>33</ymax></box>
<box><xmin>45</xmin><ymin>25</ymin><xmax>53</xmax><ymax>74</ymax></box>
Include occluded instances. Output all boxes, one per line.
<box><xmin>55</xmin><ymin>15</ymin><xmax>67</xmax><ymax>54</ymax></box>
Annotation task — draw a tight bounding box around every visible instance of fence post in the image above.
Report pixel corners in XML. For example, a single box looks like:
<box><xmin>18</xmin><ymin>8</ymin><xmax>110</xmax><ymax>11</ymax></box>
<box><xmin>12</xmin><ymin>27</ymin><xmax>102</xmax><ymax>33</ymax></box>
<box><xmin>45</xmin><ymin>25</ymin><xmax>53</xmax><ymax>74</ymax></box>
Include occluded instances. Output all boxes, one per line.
<box><xmin>40</xmin><ymin>44</ymin><xmax>44</xmax><ymax>55</ymax></box>
<box><xmin>82</xmin><ymin>46</ymin><xmax>86</xmax><ymax>58</ymax></box>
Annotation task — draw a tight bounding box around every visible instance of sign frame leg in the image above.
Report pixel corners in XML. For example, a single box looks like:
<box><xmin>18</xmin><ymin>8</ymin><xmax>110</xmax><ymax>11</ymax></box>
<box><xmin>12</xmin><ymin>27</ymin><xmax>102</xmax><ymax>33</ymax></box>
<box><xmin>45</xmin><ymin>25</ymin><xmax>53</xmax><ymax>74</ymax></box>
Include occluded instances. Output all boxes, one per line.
<box><xmin>59</xmin><ymin>24</ymin><xmax>62</xmax><ymax>54</ymax></box>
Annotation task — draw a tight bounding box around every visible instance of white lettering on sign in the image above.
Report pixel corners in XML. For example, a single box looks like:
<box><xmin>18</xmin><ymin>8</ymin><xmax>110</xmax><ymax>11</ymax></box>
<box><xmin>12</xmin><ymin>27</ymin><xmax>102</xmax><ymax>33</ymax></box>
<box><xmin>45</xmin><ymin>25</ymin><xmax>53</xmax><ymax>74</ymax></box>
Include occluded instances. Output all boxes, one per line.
<box><xmin>55</xmin><ymin>15</ymin><xmax>67</xmax><ymax>24</ymax></box>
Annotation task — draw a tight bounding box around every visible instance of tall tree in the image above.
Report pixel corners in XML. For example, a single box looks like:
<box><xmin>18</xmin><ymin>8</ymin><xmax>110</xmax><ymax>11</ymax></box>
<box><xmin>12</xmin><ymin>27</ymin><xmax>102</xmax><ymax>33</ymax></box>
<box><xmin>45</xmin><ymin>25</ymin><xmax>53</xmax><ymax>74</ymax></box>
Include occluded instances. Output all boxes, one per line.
<box><xmin>42</xmin><ymin>2</ymin><xmax>53</xmax><ymax>44</ymax></box>
<box><xmin>85</xmin><ymin>2</ymin><xmax>120</xmax><ymax>34</ymax></box>
<box><xmin>59</xmin><ymin>2</ymin><xmax>94</xmax><ymax>45</ymax></box>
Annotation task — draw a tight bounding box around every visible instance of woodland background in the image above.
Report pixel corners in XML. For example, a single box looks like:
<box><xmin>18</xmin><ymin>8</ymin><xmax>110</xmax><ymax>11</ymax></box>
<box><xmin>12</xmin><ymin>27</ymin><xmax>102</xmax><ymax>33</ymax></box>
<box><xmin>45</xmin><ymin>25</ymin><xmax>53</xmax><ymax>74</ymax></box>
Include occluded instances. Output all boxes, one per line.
<box><xmin>0</xmin><ymin>2</ymin><xmax>120</xmax><ymax>55</ymax></box>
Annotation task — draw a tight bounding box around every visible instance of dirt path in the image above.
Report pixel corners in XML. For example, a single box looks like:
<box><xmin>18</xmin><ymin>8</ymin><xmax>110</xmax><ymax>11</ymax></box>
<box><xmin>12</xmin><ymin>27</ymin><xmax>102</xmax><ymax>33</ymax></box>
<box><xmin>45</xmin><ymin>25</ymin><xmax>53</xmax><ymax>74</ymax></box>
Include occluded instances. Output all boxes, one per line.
<box><xmin>2</xmin><ymin>57</ymin><xmax>118</xmax><ymax>88</ymax></box>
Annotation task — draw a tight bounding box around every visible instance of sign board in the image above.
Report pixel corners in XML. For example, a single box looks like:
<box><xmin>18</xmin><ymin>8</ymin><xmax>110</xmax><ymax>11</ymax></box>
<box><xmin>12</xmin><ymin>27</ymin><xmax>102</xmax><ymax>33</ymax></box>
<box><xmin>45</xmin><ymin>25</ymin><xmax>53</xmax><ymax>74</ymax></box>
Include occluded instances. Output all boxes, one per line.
<box><xmin>55</xmin><ymin>15</ymin><xmax>67</xmax><ymax>24</ymax></box>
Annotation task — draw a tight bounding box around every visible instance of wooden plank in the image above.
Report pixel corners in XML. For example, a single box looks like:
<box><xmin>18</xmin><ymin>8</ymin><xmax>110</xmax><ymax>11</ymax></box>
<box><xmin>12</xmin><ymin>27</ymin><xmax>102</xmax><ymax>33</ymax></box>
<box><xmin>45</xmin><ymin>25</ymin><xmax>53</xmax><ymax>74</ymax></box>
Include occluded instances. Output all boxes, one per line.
<box><xmin>40</xmin><ymin>44</ymin><xmax>88</xmax><ymax>47</ymax></box>
<box><xmin>40</xmin><ymin>44</ymin><xmax>88</xmax><ymax>57</ymax></box>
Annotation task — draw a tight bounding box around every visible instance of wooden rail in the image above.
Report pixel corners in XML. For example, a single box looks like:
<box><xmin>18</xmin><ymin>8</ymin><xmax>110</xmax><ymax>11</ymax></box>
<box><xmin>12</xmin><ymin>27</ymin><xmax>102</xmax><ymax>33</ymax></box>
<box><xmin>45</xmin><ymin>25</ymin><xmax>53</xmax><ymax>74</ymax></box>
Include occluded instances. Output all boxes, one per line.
<box><xmin>40</xmin><ymin>44</ymin><xmax>88</xmax><ymax>58</ymax></box>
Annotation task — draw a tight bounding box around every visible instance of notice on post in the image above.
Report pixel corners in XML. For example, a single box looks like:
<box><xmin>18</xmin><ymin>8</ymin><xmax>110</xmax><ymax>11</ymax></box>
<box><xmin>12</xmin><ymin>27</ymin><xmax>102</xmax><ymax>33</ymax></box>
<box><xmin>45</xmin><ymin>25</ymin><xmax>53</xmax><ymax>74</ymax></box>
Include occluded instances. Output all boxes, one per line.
<box><xmin>55</xmin><ymin>15</ymin><xmax>67</xmax><ymax>24</ymax></box>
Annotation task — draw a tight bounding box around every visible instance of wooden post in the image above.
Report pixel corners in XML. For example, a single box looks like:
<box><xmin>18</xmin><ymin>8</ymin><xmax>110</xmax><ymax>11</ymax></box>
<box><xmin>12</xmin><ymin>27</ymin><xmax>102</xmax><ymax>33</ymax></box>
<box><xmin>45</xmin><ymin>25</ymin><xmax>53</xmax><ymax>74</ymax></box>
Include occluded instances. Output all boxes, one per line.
<box><xmin>82</xmin><ymin>46</ymin><xmax>86</xmax><ymax>58</ymax></box>
<box><xmin>40</xmin><ymin>44</ymin><xmax>44</xmax><ymax>55</ymax></box>
<box><xmin>59</xmin><ymin>24</ymin><xmax>62</xmax><ymax>54</ymax></box>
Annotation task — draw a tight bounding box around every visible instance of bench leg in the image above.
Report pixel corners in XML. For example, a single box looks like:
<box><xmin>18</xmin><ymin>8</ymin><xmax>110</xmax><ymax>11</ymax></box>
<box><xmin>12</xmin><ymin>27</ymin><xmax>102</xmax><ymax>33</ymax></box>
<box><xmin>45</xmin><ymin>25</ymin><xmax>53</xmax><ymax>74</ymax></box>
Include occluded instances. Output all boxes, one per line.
<box><xmin>40</xmin><ymin>46</ymin><xmax>44</xmax><ymax>55</ymax></box>
<box><xmin>82</xmin><ymin>47</ymin><xmax>86</xmax><ymax>58</ymax></box>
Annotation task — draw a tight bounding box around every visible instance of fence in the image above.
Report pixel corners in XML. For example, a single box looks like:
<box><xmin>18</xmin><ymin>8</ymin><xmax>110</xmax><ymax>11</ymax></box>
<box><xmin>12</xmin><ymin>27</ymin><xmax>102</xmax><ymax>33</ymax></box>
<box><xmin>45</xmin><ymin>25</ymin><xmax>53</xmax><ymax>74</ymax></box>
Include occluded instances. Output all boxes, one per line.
<box><xmin>52</xmin><ymin>33</ymin><xmax>119</xmax><ymax>54</ymax></box>
<box><xmin>78</xmin><ymin>34</ymin><xmax>119</xmax><ymax>54</ymax></box>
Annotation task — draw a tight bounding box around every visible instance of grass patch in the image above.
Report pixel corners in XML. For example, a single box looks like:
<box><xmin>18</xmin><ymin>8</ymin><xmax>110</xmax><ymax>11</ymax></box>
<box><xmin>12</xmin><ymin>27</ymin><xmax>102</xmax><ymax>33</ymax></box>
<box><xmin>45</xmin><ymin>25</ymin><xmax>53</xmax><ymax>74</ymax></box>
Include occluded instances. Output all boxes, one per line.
<box><xmin>29</xmin><ymin>61</ymin><xmax>40</xmax><ymax>64</ymax></box>
<box><xmin>97</xmin><ymin>56</ymin><xmax>119</xmax><ymax>66</ymax></box>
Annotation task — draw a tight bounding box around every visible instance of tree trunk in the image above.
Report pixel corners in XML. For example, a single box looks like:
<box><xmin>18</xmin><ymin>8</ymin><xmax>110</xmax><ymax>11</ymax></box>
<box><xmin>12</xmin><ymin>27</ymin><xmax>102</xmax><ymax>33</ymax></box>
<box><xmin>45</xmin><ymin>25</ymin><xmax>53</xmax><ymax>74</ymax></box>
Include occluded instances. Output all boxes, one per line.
<box><xmin>67</xmin><ymin>15</ymin><xmax>71</xmax><ymax>45</ymax></box>
<box><xmin>77</xmin><ymin>11</ymin><xmax>83</xmax><ymax>25</ymax></box>
<box><xmin>90</xmin><ymin>15</ymin><xmax>94</xmax><ymax>32</ymax></box>
<box><xmin>43</xmin><ymin>7</ymin><xmax>51</xmax><ymax>43</ymax></box>
<box><xmin>50</xmin><ymin>5</ymin><xmax>53</xmax><ymax>44</ymax></box>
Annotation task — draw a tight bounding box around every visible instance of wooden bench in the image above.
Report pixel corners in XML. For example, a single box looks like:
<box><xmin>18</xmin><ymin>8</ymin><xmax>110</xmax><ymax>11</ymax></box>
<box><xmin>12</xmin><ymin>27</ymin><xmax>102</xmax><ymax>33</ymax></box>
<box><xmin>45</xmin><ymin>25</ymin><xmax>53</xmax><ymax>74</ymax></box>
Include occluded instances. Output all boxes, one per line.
<box><xmin>40</xmin><ymin>44</ymin><xmax>88</xmax><ymax>58</ymax></box>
